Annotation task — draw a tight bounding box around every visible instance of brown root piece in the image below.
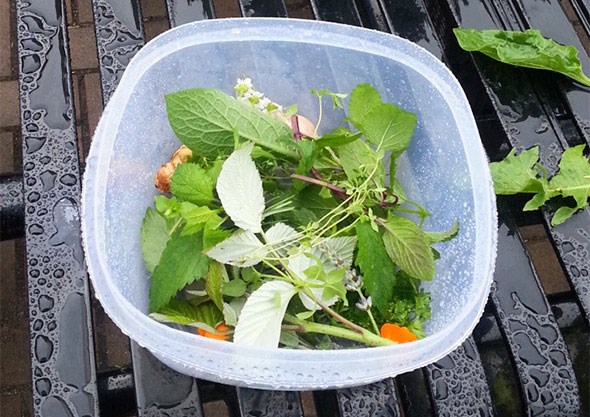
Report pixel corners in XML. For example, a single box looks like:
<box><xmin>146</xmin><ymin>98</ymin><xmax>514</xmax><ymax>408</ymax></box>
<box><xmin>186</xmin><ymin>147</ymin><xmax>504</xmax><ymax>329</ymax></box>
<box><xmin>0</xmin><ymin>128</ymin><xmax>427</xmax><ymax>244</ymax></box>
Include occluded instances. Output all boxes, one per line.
<box><xmin>154</xmin><ymin>145</ymin><xmax>193</xmax><ymax>193</ymax></box>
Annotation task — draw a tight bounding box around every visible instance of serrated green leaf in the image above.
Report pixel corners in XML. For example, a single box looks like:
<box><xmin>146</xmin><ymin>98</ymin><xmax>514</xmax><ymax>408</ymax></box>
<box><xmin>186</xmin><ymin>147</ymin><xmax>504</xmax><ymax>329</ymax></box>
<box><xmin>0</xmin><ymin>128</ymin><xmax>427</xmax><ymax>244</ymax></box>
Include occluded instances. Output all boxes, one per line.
<box><xmin>315</xmin><ymin>128</ymin><xmax>362</xmax><ymax>148</ymax></box>
<box><xmin>425</xmin><ymin>221</ymin><xmax>460</xmax><ymax>245</ymax></box>
<box><xmin>202</xmin><ymin>226</ymin><xmax>231</xmax><ymax>251</ymax></box>
<box><xmin>148</xmin><ymin>231</ymin><xmax>209</xmax><ymax>313</ymax></box>
<box><xmin>216</xmin><ymin>144</ymin><xmax>265</xmax><ymax>233</ymax></box>
<box><xmin>293</xmin><ymin>140</ymin><xmax>320</xmax><ymax>190</ymax></box>
<box><xmin>141</xmin><ymin>207</ymin><xmax>169</xmax><ymax>274</ymax></box>
<box><xmin>355</xmin><ymin>222</ymin><xmax>397</xmax><ymax>313</ymax></box>
<box><xmin>322</xmin><ymin>269</ymin><xmax>347</xmax><ymax>303</ymax></box>
<box><xmin>154</xmin><ymin>195</ymin><xmax>181</xmax><ymax>219</ymax></box>
<box><xmin>381</xmin><ymin>216</ymin><xmax>435</xmax><ymax>280</ymax></box>
<box><xmin>205</xmin><ymin>261</ymin><xmax>224</xmax><ymax>311</ymax></box>
<box><xmin>150</xmin><ymin>299</ymin><xmax>223</xmax><ymax>332</ymax></box>
<box><xmin>233</xmin><ymin>281</ymin><xmax>297</xmax><ymax>348</ymax></box>
<box><xmin>453</xmin><ymin>28</ymin><xmax>590</xmax><ymax>86</ymax></box>
<box><xmin>179</xmin><ymin>202</ymin><xmax>222</xmax><ymax>235</ymax></box>
<box><xmin>337</xmin><ymin>139</ymin><xmax>384</xmax><ymax>185</ymax></box>
<box><xmin>490</xmin><ymin>147</ymin><xmax>549</xmax><ymax>195</ymax></box>
<box><xmin>222</xmin><ymin>279</ymin><xmax>248</xmax><ymax>297</ymax></box>
<box><xmin>347</xmin><ymin>83</ymin><xmax>382</xmax><ymax>128</ymax></box>
<box><xmin>170</xmin><ymin>163</ymin><xmax>214</xmax><ymax>206</ymax></box>
<box><xmin>165</xmin><ymin>88</ymin><xmax>298</xmax><ymax>159</ymax></box>
<box><xmin>362</xmin><ymin>103</ymin><xmax>417</xmax><ymax>156</ymax></box>
<box><xmin>548</xmin><ymin>144</ymin><xmax>590</xmax><ymax>223</ymax></box>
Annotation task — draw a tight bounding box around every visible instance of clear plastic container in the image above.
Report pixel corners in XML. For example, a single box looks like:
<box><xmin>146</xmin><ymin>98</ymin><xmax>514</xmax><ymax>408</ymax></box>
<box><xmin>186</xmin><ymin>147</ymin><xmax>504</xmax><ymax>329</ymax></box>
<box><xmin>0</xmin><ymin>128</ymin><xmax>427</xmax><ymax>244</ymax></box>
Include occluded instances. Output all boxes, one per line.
<box><xmin>81</xmin><ymin>18</ymin><xmax>497</xmax><ymax>390</ymax></box>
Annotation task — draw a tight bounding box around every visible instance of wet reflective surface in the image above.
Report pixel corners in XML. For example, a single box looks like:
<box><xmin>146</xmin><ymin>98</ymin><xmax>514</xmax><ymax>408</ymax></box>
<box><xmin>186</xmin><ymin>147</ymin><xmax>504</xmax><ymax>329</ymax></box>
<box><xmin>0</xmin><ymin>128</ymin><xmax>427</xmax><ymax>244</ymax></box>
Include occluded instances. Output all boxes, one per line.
<box><xmin>166</xmin><ymin>0</ymin><xmax>216</xmax><ymax>27</ymax></box>
<box><xmin>336</xmin><ymin>379</ymin><xmax>402</xmax><ymax>417</ymax></box>
<box><xmin>16</xmin><ymin>1</ymin><xmax>98</xmax><ymax>416</ymax></box>
<box><xmin>237</xmin><ymin>387</ymin><xmax>303</xmax><ymax>417</ymax></box>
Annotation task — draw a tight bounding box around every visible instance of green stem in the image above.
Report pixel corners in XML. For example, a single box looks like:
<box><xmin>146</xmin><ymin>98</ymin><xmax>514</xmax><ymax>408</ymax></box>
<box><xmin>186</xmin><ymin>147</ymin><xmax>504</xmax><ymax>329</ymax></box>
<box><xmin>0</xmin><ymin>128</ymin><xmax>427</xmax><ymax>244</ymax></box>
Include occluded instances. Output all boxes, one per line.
<box><xmin>285</xmin><ymin>315</ymin><xmax>395</xmax><ymax>347</ymax></box>
<box><xmin>356</xmin><ymin>289</ymin><xmax>380</xmax><ymax>334</ymax></box>
<box><xmin>301</xmin><ymin>288</ymin><xmax>366</xmax><ymax>334</ymax></box>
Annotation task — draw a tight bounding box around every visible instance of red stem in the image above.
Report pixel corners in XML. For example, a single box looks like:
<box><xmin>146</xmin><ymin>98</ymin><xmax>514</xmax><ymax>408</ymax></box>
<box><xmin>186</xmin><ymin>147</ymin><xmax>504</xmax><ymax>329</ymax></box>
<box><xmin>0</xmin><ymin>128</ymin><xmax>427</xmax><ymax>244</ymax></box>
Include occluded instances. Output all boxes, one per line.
<box><xmin>291</xmin><ymin>174</ymin><xmax>347</xmax><ymax>198</ymax></box>
<box><xmin>291</xmin><ymin>115</ymin><xmax>302</xmax><ymax>142</ymax></box>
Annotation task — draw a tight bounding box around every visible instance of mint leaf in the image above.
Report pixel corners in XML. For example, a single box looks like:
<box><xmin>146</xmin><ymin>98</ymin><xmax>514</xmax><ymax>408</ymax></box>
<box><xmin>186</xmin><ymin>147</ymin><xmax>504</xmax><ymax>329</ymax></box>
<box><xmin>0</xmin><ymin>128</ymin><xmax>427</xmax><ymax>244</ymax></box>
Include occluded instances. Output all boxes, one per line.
<box><xmin>548</xmin><ymin>144</ymin><xmax>590</xmax><ymax>224</ymax></box>
<box><xmin>362</xmin><ymin>103</ymin><xmax>417</xmax><ymax>156</ymax></box>
<box><xmin>337</xmin><ymin>139</ymin><xmax>384</xmax><ymax>184</ymax></box>
<box><xmin>425</xmin><ymin>221</ymin><xmax>460</xmax><ymax>245</ymax></box>
<box><xmin>154</xmin><ymin>195</ymin><xmax>181</xmax><ymax>219</ymax></box>
<box><xmin>170</xmin><ymin>163</ymin><xmax>214</xmax><ymax>206</ymax></box>
<box><xmin>203</xmin><ymin>226</ymin><xmax>231</xmax><ymax>251</ymax></box>
<box><xmin>381</xmin><ymin>216</ymin><xmax>435</xmax><ymax>280</ymax></box>
<box><xmin>141</xmin><ymin>207</ymin><xmax>169</xmax><ymax>274</ymax></box>
<box><xmin>179</xmin><ymin>202</ymin><xmax>222</xmax><ymax>235</ymax></box>
<box><xmin>150</xmin><ymin>299</ymin><xmax>223</xmax><ymax>332</ymax></box>
<box><xmin>315</xmin><ymin>128</ymin><xmax>362</xmax><ymax>148</ymax></box>
<box><xmin>490</xmin><ymin>147</ymin><xmax>549</xmax><ymax>194</ymax></box>
<box><xmin>355</xmin><ymin>222</ymin><xmax>397</xmax><ymax>313</ymax></box>
<box><xmin>149</xmin><ymin>231</ymin><xmax>209</xmax><ymax>313</ymax></box>
<box><xmin>453</xmin><ymin>28</ymin><xmax>590</xmax><ymax>86</ymax></box>
<box><xmin>216</xmin><ymin>144</ymin><xmax>265</xmax><ymax>233</ymax></box>
<box><xmin>165</xmin><ymin>88</ymin><xmax>298</xmax><ymax>159</ymax></box>
<box><xmin>347</xmin><ymin>83</ymin><xmax>382</xmax><ymax>128</ymax></box>
<box><xmin>233</xmin><ymin>281</ymin><xmax>297</xmax><ymax>347</ymax></box>
<box><xmin>205</xmin><ymin>261</ymin><xmax>224</xmax><ymax>311</ymax></box>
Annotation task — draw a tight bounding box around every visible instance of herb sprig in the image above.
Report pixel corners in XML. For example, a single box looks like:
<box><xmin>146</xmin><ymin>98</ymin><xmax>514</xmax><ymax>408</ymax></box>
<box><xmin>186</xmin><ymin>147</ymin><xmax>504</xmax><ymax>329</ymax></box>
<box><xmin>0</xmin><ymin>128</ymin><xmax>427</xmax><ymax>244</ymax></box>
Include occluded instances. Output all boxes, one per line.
<box><xmin>141</xmin><ymin>79</ymin><xmax>458</xmax><ymax>348</ymax></box>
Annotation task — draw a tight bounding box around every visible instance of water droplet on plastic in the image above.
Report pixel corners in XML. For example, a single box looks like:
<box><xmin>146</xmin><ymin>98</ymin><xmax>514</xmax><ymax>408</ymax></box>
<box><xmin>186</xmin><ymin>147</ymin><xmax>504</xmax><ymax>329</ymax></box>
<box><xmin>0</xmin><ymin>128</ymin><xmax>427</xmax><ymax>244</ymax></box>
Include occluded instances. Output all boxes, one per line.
<box><xmin>35</xmin><ymin>378</ymin><xmax>51</xmax><ymax>396</ymax></box>
<box><xmin>33</xmin><ymin>319</ymin><xmax>43</xmax><ymax>331</ymax></box>
<box><xmin>21</xmin><ymin>54</ymin><xmax>41</xmax><ymax>74</ymax></box>
<box><xmin>28</xmin><ymin>192</ymin><xmax>41</xmax><ymax>203</ymax></box>
<box><xmin>59</xmin><ymin>174</ymin><xmax>77</xmax><ymax>186</ymax></box>
<box><xmin>29</xmin><ymin>224</ymin><xmax>44</xmax><ymax>235</ymax></box>
<box><xmin>25</xmin><ymin>137</ymin><xmax>47</xmax><ymax>154</ymax></box>
<box><xmin>40</xmin><ymin>170</ymin><xmax>57</xmax><ymax>191</ymax></box>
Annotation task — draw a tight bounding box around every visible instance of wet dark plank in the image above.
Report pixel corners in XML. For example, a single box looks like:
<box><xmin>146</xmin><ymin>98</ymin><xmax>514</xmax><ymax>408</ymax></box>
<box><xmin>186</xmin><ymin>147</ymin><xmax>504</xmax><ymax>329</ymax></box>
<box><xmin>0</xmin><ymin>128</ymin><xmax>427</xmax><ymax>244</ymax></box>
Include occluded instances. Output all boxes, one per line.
<box><xmin>92</xmin><ymin>0</ymin><xmax>146</xmax><ymax>103</ymax></box>
<box><xmin>425</xmin><ymin>337</ymin><xmax>495</xmax><ymax>416</ymax></box>
<box><xmin>0</xmin><ymin>173</ymin><xmax>24</xmax><ymax>241</ymax></box>
<box><xmin>492</xmin><ymin>199</ymin><xmax>581</xmax><ymax>416</ymax></box>
<box><xmin>238</xmin><ymin>0</ymin><xmax>288</xmax><ymax>17</ymax></box>
<box><xmin>309</xmin><ymin>0</ymin><xmax>363</xmax><ymax>25</ymax></box>
<box><xmin>16</xmin><ymin>0</ymin><xmax>99</xmax><ymax>416</ymax></box>
<box><xmin>237</xmin><ymin>388</ymin><xmax>303</xmax><ymax>417</ymax></box>
<box><xmin>132</xmin><ymin>343</ymin><xmax>205</xmax><ymax>417</ymax></box>
<box><xmin>166</xmin><ymin>0</ymin><xmax>216</xmax><ymax>27</ymax></box>
<box><xmin>336</xmin><ymin>379</ymin><xmax>402</xmax><ymax>417</ymax></box>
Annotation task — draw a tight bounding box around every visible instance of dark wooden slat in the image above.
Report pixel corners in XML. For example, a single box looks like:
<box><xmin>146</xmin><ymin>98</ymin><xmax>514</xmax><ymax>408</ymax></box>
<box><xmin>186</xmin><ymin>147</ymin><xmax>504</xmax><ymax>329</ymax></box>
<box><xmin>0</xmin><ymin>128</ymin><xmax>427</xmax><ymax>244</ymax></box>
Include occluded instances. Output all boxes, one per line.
<box><xmin>165</xmin><ymin>0</ymin><xmax>216</xmax><ymax>27</ymax></box>
<box><xmin>336</xmin><ymin>379</ymin><xmax>403</xmax><ymax>417</ymax></box>
<box><xmin>131</xmin><ymin>343</ymin><xmax>205</xmax><ymax>417</ymax></box>
<box><xmin>0</xmin><ymin>173</ymin><xmax>24</xmax><ymax>240</ymax></box>
<box><xmin>16</xmin><ymin>0</ymin><xmax>99</xmax><ymax>415</ymax></box>
<box><xmin>238</xmin><ymin>0</ymin><xmax>288</xmax><ymax>17</ymax></box>
<box><xmin>92</xmin><ymin>0</ymin><xmax>146</xmax><ymax>104</ymax></box>
<box><xmin>492</xmin><ymin>199</ymin><xmax>581</xmax><ymax>416</ymax></box>
<box><xmin>425</xmin><ymin>337</ymin><xmax>495</xmax><ymax>417</ymax></box>
<box><xmin>237</xmin><ymin>388</ymin><xmax>304</xmax><ymax>417</ymax></box>
<box><xmin>309</xmin><ymin>0</ymin><xmax>363</xmax><ymax>25</ymax></box>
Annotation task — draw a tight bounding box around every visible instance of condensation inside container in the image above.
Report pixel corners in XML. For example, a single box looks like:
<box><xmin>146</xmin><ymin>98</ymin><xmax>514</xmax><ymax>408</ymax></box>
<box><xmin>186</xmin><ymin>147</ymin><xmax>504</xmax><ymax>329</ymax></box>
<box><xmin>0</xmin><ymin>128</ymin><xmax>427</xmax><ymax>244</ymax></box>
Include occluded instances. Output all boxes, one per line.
<box><xmin>104</xmin><ymin>39</ymin><xmax>475</xmax><ymax>334</ymax></box>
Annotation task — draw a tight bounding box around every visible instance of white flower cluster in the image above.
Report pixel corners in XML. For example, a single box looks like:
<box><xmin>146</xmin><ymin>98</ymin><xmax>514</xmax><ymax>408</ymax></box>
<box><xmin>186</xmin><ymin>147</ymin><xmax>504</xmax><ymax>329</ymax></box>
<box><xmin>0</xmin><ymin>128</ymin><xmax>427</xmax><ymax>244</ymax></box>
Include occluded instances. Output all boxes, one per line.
<box><xmin>234</xmin><ymin>78</ymin><xmax>282</xmax><ymax>114</ymax></box>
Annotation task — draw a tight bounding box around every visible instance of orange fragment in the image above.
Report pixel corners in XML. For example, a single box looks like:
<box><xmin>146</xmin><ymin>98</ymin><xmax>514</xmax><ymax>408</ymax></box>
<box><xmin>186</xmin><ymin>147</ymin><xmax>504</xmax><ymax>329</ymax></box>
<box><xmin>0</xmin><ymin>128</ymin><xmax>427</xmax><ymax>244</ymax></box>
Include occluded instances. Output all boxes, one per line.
<box><xmin>198</xmin><ymin>323</ymin><xmax>230</xmax><ymax>341</ymax></box>
<box><xmin>379</xmin><ymin>323</ymin><xmax>417</xmax><ymax>343</ymax></box>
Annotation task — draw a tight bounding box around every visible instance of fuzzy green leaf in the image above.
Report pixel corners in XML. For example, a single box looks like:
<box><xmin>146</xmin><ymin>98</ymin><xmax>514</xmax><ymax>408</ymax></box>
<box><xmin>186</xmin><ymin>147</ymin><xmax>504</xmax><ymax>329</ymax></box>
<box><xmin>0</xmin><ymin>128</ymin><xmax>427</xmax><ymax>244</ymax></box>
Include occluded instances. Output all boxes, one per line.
<box><xmin>149</xmin><ymin>231</ymin><xmax>209</xmax><ymax>313</ymax></box>
<box><xmin>150</xmin><ymin>299</ymin><xmax>223</xmax><ymax>332</ymax></box>
<box><xmin>337</xmin><ymin>139</ymin><xmax>384</xmax><ymax>185</ymax></box>
<box><xmin>170</xmin><ymin>163</ymin><xmax>214</xmax><ymax>206</ymax></box>
<box><xmin>179</xmin><ymin>202</ymin><xmax>222</xmax><ymax>235</ymax></box>
<box><xmin>490</xmin><ymin>147</ymin><xmax>548</xmax><ymax>195</ymax></box>
<box><xmin>165</xmin><ymin>88</ymin><xmax>298</xmax><ymax>159</ymax></box>
<box><xmin>141</xmin><ymin>207</ymin><xmax>169</xmax><ymax>274</ymax></box>
<box><xmin>222</xmin><ymin>278</ymin><xmax>248</xmax><ymax>297</ymax></box>
<box><xmin>453</xmin><ymin>28</ymin><xmax>590</xmax><ymax>86</ymax></box>
<box><xmin>381</xmin><ymin>216</ymin><xmax>435</xmax><ymax>280</ymax></box>
<box><xmin>355</xmin><ymin>222</ymin><xmax>397</xmax><ymax>313</ymax></box>
<box><xmin>205</xmin><ymin>261</ymin><xmax>224</xmax><ymax>311</ymax></box>
<box><xmin>315</xmin><ymin>128</ymin><xmax>362</xmax><ymax>148</ymax></box>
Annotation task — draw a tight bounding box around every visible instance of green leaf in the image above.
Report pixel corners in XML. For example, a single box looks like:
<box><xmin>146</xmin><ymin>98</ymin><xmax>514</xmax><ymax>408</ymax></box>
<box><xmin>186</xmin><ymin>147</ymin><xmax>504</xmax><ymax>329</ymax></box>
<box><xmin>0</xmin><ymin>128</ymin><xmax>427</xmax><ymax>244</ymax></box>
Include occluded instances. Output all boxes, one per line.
<box><xmin>222</xmin><ymin>279</ymin><xmax>248</xmax><ymax>297</ymax></box>
<box><xmin>315</xmin><ymin>128</ymin><xmax>362</xmax><ymax>148</ymax></box>
<box><xmin>165</xmin><ymin>88</ymin><xmax>298</xmax><ymax>159</ymax></box>
<box><xmin>453</xmin><ymin>28</ymin><xmax>590</xmax><ymax>87</ymax></box>
<box><xmin>150</xmin><ymin>299</ymin><xmax>223</xmax><ymax>332</ymax></box>
<box><xmin>205</xmin><ymin>261</ymin><xmax>224</xmax><ymax>311</ymax></box>
<box><xmin>170</xmin><ymin>163</ymin><xmax>214</xmax><ymax>206</ymax></box>
<box><xmin>149</xmin><ymin>231</ymin><xmax>209</xmax><ymax>313</ymax></box>
<box><xmin>337</xmin><ymin>139</ymin><xmax>384</xmax><ymax>184</ymax></box>
<box><xmin>206</xmin><ymin>230</ymin><xmax>266</xmax><ymax>267</ymax></box>
<box><xmin>548</xmin><ymin>145</ymin><xmax>590</xmax><ymax>224</ymax></box>
<box><xmin>203</xmin><ymin>226</ymin><xmax>231</xmax><ymax>251</ymax></box>
<box><xmin>362</xmin><ymin>103</ymin><xmax>417</xmax><ymax>156</ymax></box>
<box><xmin>141</xmin><ymin>207</ymin><xmax>169</xmax><ymax>274</ymax></box>
<box><xmin>179</xmin><ymin>202</ymin><xmax>222</xmax><ymax>235</ymax></box>
<box><xmin>355</xmin><ymin>222</ymin><xmax>397</xmax><ymax>313</ymax></box>
<box><xmin>347</xmin><ymin>83</ymin><xmax>382</xmax><ymax>128</ymax></box>
<box><xmin>233</xmin><ymin>281</ymin><xmax>297</xmax><ymax>347</ymax></box>
<box><xmin>425</xmin><ymin>220</ymin><xmax>460</xmax><ymax>245</ymax></box>
<box><xmin>154</xmin><ymin>196</ymin><xmax>181</xmax><ymax>219</ymax></box>
<box><xmin>293</xmin><ymin>140</ymin><xmax>320</xmax><ymax>189</ymax></box>
<box><xmin>490</xmin><ymin>147</ymin><xmax>548</xmax><ymax>194</ymax></box>
<box><xmin>381</xmin><ymin>216</ymin><xmax>435</xmax><ymax>280</ymax></box>
<box><xmin>322</xmin><ymin>269</ymin><xmax>347</xmax><ymax>303</ymax></box>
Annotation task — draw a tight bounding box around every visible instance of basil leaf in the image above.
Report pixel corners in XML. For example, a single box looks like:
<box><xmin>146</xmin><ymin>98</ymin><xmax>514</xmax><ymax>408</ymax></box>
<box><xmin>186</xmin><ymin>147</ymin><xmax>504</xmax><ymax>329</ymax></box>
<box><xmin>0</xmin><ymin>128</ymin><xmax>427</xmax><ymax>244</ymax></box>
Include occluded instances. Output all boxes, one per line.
<box><xmin>165</xmin><ymin>88</ymin><xmax>298</xmax><ymax>159</ymax></box>
<box><xmin>453</xmin><ymin>28</ymin><xmax>590</xmax><ymax>87</ymax></box>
